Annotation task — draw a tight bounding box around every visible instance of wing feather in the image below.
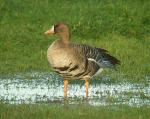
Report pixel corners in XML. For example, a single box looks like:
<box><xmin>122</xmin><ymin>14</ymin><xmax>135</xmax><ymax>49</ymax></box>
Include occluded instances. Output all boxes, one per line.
<box><xmin>72</xmin><ymin>44</ymin><xmax>120</xmax><ymax>69</ymax></box>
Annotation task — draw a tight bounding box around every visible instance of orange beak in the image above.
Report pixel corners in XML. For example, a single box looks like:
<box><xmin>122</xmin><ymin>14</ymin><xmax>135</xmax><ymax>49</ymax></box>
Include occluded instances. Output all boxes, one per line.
<box><xmin>44</xmin><ymin>25</ymin><xmax>54</xmax><ymax>35</ymax></box>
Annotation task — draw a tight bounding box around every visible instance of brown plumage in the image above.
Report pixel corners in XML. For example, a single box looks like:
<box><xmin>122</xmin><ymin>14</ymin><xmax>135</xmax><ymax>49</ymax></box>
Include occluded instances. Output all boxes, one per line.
<box><xmin>45</xmin><ymin>23</ymin><xmax>120</xmax><ymax>97</ymax></box>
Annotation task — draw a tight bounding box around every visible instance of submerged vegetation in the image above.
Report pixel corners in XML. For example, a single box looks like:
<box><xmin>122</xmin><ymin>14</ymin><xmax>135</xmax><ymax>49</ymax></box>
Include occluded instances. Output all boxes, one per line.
<box><xmin>0</xmin><ymin>72</ymin><xmax>149</xmax><ymax>105</ymax></box>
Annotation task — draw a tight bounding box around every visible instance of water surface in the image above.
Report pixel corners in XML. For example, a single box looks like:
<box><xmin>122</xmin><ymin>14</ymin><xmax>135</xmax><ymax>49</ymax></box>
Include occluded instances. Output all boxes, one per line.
<box><xmin>0</xmin><ymin>72</ymin><xmax>149</xmax><ymax>107</ymax></box>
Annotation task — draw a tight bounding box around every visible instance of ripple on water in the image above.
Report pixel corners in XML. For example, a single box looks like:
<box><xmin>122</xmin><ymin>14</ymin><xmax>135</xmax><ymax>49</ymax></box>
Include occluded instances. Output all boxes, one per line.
<box><xmin>0</xmin><ymin>72</ymin><xmax>150</xmax><ymax>107</ymax></box>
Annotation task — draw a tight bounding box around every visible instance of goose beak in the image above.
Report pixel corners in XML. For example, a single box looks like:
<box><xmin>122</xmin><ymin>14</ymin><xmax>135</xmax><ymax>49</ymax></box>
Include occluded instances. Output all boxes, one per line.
<box><xmin>44</xmin><ymin>25</ymin><xmax>54</xmax><ymax>35</ymax></box>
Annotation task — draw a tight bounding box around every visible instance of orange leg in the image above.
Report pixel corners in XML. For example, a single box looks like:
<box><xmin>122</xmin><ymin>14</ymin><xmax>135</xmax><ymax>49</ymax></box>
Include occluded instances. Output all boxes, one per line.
<box><xmin>85</xmin><ymin>79</ymin><xmax>89</xmax><ymax>97</ymax></box>
<box><xmin>64</xmin><ymin>79</ymin><xmax>68</xmax><ymax>98</ymax></box>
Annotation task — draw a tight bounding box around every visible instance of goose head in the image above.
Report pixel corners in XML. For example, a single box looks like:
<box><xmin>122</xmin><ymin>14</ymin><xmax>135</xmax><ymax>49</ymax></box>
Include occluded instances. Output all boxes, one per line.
<box><xmin>44</xmin><ymin>23</ymin><xmax>70</xmax><ymax>41</ymax></box>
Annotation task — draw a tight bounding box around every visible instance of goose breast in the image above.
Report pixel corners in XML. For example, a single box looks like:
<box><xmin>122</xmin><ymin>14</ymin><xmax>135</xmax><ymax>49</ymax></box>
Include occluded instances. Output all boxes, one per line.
<box><xmin>47</xmin><ymin>47</ymin><xmax>71</xmax><ymax>68</ymax></box>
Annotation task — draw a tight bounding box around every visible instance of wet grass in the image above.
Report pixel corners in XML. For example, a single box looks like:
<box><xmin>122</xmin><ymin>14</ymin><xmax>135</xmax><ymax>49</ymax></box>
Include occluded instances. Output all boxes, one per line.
<box><xmin>0</xmin><ymin>103</ymin><xmax>150</xmax><ymax>119</ymax></box>
<box><xmin>0</xmin><ymin>72</ymin><xmax>149</xmax><ymax>106</ymax></box>
<box><xmin>0</xmin><ymin>0</ymin><xmax>150</xmax><ymax>80</ymax></box>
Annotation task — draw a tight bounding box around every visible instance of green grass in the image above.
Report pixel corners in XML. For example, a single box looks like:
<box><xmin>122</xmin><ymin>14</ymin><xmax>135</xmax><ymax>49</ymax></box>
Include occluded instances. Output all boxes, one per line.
<box><xmin>0</xmin><ymin>1</ymin><xmax>149</xmax><ymax>118</ymax></box>
<box><xmin>0</xmin><ymin>103</ymin><xmax>150</xmax><ymax>119</ymax></box>
<box><xmin>0</xmin><ymin>0</ymin><xmax>150</xmax><ymax>82</ymax></box>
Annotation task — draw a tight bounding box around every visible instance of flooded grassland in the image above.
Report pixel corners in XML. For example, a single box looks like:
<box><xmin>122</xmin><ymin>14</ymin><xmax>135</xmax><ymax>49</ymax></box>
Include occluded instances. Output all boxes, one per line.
<box><xmin>0</xmin><ymin>72</ymin><xmax>149</xmax><ymax>107</ymax></box>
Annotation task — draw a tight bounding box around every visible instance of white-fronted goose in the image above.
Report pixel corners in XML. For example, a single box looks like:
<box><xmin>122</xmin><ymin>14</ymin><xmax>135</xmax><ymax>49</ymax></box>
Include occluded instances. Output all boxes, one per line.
<box><xmin>45</xmin><ymin>23</ymin><xmax>120</xmax><ymax>98</ymax></box>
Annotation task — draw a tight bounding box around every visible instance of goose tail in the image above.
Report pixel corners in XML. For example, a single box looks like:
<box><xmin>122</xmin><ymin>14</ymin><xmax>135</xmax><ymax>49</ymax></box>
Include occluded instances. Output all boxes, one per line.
<box><xmin>100</xmin><ymin>53</ymin><xmax>120</xmax><ymax>69</ymax></box>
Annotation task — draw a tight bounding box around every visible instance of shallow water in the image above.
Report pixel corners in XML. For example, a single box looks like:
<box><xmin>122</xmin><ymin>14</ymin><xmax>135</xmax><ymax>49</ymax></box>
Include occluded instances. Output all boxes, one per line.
<box><xmin>0</xmin><ymin>72</ymin><xmax>150</xmax><ymax>107</ymax></box>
